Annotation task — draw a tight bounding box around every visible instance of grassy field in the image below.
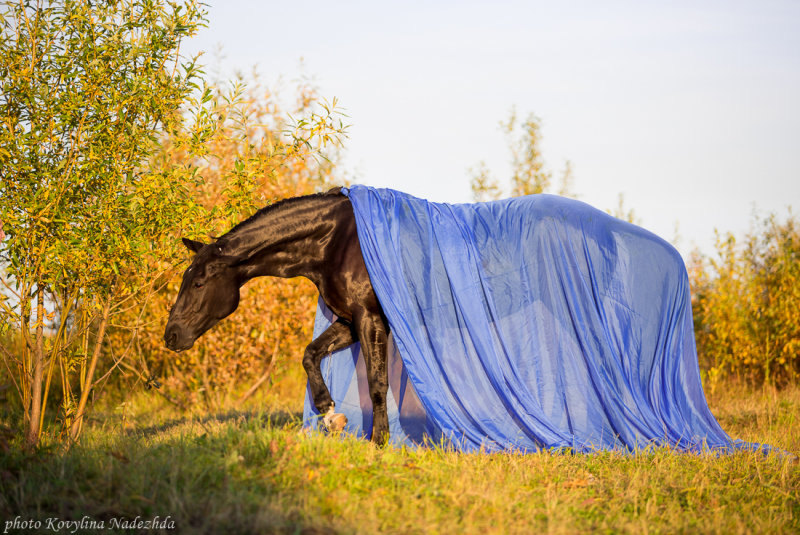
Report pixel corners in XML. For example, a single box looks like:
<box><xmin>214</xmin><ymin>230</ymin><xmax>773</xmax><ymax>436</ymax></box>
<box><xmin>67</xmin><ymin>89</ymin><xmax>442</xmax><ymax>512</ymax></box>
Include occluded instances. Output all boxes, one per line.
<box><xmin>1</xmin><ymin>381</ymin><xmax>798</xmax><ymax>534</ymax></box>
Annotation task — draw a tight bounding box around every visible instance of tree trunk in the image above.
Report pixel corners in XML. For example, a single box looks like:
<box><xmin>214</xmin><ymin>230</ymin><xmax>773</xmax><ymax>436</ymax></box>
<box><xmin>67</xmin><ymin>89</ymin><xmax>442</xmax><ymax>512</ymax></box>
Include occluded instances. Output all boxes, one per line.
<box><xmin>68</xmin><ymin>299</ymin><xmax>111</xmax><ymax>444</ymax></box>
<box><xmin>24</xmin><ymin>286</ymin><xmax>45</xmax><ymax>450</ymax></box>
<box><xmin>20</xmin><ymin>299</ymin><xmax>31</xmax><ymax>430</ymax></box>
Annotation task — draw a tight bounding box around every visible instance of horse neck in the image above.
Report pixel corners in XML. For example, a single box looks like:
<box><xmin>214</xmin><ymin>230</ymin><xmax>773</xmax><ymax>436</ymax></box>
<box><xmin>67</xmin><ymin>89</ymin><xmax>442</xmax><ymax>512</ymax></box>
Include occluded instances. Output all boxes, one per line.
<box><xmin>221</xmin><ymin>195</ymin><xmax>340</xmax><ymax>283</ymax></box>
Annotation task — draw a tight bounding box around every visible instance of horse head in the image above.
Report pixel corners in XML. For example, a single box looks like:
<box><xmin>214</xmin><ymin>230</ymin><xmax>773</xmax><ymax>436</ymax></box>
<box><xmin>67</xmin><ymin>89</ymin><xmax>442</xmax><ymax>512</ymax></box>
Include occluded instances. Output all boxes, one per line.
<box><xmin>164</xmin><ymin>238</ymin><xmax>244</xmax><ymax>351</ymax></box>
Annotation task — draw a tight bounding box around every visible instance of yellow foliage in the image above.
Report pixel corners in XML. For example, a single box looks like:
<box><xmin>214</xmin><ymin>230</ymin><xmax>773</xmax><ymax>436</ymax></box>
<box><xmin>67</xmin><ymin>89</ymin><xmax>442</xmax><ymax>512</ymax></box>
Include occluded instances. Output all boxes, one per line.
<box><xmin>690</xmin><ymin>212</ymin><xmax>800</xmax><ymax>388</ymax></box>
<box><xmin>105</xmin><ymin>75</ymin><xmax>346</xmax><ymax>409</ymax></box>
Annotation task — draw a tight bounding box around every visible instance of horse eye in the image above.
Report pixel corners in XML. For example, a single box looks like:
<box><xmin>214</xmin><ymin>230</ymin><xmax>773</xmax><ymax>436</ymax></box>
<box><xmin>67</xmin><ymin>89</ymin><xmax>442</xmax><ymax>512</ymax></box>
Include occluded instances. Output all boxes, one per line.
<box><xmin>194</xmin><ymin>282</ymin><xmax>204</xmax><ymax>288</ymax></box>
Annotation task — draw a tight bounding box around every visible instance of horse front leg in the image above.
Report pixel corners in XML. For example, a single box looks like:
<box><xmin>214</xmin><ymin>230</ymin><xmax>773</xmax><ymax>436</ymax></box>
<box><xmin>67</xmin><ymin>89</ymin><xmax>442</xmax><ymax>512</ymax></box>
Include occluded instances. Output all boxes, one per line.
<box><xmin>355</xmin><ymin>310</ymin><xmax>390</xmax><ymax>446</ymax></box>
<box><xmin>303</xmin><ymin>318</ymin><xmax>355</xmax><ymax>432</ymax></box>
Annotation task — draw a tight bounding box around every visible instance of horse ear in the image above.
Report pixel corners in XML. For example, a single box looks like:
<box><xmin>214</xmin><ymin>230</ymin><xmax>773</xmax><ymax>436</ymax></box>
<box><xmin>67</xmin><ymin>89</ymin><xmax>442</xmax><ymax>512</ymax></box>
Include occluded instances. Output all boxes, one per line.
<box><xmin>182</xmin><ymin>238</ymin><xmax>205</xmax><ymax>254</ymax></box>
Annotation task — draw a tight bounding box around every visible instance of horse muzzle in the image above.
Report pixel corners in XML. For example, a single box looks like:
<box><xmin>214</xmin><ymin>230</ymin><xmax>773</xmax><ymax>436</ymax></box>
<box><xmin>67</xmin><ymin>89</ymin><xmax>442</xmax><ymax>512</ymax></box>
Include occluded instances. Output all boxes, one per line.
<box><xmin>164</xmin><ymin>322</ymin><xmax>196</xmax><ymax>352</ymax></box>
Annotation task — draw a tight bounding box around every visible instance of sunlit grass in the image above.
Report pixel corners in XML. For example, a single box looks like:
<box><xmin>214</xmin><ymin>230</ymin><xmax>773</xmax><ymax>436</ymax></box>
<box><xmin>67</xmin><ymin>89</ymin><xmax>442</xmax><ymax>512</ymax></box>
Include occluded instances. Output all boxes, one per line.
<box><xmin>1</xmin><ymin>383</ymin><xmax>798</xmax><ymax>534</ymax></box>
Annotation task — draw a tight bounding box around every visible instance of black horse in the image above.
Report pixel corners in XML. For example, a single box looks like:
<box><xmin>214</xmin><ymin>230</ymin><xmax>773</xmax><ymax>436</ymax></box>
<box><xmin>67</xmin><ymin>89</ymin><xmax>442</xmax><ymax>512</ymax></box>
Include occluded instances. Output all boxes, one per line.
<box><xmin>164</xmin><ymin>189</ymin><xmax>391</xmax><ymax>444</ymax></box>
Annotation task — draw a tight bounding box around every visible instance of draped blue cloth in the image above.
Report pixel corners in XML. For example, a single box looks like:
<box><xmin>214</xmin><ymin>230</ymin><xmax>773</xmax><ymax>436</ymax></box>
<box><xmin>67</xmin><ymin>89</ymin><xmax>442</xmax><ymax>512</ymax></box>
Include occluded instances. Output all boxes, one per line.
<box><xmin>303</xmin><ymin>185</ymin><xmax>766</xmax><ymax>453</ymax></box>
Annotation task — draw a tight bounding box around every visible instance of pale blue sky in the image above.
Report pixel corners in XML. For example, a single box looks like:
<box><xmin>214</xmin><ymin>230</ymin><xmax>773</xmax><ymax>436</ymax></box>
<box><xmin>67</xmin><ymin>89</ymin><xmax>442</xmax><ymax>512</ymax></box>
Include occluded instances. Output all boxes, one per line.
<box><xmin>184</xmin><ymin>0</ymin><xmax>800</xmax><ymax>257</ymax></box>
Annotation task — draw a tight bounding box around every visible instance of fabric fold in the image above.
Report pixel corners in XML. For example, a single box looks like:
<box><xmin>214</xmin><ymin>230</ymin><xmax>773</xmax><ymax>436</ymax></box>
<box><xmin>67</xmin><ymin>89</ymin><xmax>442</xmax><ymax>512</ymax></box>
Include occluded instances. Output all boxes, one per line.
<box><xmin>303</xmin><ymin>185</ymin><xmax>771</xmax><ymax>454</ymax></box>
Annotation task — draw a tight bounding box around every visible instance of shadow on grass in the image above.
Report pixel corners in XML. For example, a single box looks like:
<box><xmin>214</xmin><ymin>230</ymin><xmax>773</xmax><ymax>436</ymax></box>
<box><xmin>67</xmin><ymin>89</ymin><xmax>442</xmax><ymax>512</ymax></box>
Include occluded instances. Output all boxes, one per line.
<box><xmin>0</xmin><ymin>408</ymin><xmax>349</xmax><ymax>534</ymax></box>
<box><xmin>128</xmin><ymin>408</ymin><xmax>304</xmax><ymax>439</ymax></box>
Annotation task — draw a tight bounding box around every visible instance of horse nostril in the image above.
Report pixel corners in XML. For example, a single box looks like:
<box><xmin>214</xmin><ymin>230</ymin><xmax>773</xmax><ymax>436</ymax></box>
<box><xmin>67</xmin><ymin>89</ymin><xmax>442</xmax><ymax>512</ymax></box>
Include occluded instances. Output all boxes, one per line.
<box><xmin>165</xmin><ymin>326</ymin><xmax>179</xmax><ymax>348</ymax></box>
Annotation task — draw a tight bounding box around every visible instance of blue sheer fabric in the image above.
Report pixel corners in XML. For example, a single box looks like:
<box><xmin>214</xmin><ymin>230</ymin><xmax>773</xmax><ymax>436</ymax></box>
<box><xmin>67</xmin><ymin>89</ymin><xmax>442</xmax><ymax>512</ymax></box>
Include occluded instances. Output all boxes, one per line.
<box><xmin>303</xmin><ymin>185</ymin><xmax>767</xmax><ymax>453</ymax></box>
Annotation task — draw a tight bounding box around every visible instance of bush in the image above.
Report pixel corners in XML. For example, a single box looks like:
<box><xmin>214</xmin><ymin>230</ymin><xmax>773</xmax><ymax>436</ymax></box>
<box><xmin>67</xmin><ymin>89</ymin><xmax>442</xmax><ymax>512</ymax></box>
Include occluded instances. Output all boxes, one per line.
<box><xmin>104</xmin><ymin>75</ymin><xmax>347</xmax><ymax>411</ymax></box>
<box><xmin>690</xmin><ymin>211</ymin><xmax>800</xmax><ymax>389</ymax></box>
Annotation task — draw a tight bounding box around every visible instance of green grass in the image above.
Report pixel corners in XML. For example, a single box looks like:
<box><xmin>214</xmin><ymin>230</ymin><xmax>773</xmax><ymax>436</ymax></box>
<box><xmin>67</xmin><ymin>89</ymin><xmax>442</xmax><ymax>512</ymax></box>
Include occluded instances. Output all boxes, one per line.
<box><xmin>1</xmin><ymin>384</ymin><xmax>798</xmax><ymax>534</ymax></box>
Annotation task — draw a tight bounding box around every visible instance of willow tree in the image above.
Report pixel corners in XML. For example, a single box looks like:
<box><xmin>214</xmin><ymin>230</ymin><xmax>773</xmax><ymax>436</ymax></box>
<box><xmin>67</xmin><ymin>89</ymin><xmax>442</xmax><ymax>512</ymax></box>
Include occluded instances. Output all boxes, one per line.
<box><xmin>0</xmin><ymin>0</ymin><xmax>209</xmax><ymax>449</ymax></box>
<box><xmin>470</xmin><ymin>108</ymin><xmax>574</xmax><ymax>201</ymax></box>
<box><xmin>469</xmin><ymin>108</ymin><xmax>640</xmax><ymax>224</ymax></box>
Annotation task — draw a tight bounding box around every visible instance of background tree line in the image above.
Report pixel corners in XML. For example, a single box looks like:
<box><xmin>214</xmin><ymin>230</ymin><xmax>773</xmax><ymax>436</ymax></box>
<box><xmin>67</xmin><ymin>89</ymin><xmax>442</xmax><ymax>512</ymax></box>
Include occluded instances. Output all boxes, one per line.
<box><xmin>0</xmin><ymin>0</ymin><xmax>797</xmax><ymax>452</ymax></box>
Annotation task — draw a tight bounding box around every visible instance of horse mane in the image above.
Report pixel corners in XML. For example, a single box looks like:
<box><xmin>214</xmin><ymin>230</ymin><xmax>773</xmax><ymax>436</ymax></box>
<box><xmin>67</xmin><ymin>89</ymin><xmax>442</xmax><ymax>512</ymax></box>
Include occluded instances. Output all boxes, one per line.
<box><xmin>221</xmin><ymin>189</ymin><xmax>342</xmax><ymax>239</ymax></box>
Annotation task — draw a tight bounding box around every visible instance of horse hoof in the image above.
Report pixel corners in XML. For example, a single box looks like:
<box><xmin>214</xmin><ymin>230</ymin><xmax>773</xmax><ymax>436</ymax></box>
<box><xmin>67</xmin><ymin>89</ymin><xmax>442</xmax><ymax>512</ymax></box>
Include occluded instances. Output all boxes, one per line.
<box><xmin>326</xmin><ymin>412</ymin><xmax>348</xmax><ymax>433</ymax></box>
<box><xmin>323</xmin><ymin>407</ymin><xmax>347</xmax><ymax>433</ymax></box>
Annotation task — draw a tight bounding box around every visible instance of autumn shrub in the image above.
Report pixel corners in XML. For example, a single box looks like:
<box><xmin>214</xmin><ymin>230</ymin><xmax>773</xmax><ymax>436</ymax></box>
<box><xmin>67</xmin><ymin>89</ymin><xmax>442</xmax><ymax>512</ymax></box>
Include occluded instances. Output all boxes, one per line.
<box><xmin>690</xmin><ymin>211</ymin><xmax>800</xmax><ymax>390</ymax></box>
<box><xmin>104</xmin><ymin>75</ymin><xmax>347</xmax><ymax>411</ymax></box>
